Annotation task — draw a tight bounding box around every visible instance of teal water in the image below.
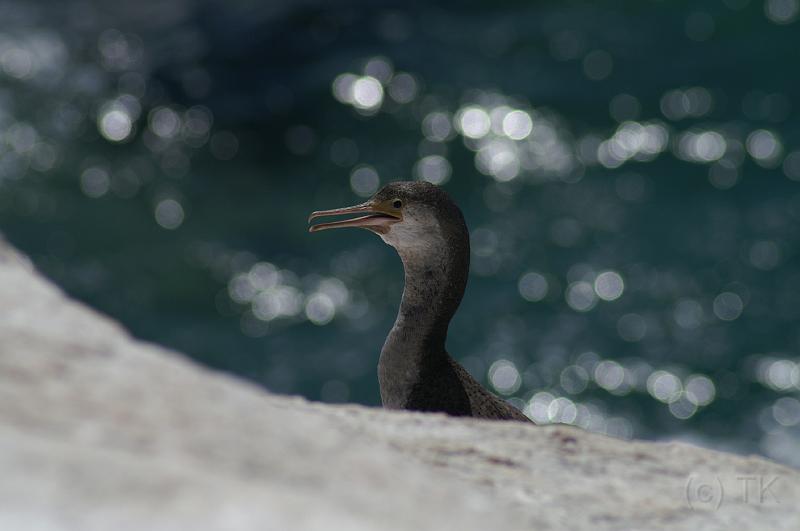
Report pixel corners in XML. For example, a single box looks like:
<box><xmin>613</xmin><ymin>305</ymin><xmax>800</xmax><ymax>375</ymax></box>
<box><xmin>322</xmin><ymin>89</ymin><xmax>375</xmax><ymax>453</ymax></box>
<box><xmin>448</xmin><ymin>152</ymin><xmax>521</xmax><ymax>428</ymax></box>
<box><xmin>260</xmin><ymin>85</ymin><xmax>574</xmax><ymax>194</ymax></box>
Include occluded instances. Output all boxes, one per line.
<box><xmin>1</xmin><ymin>0</ymin><xmax>799</xmax><ymax>465</ymax></box>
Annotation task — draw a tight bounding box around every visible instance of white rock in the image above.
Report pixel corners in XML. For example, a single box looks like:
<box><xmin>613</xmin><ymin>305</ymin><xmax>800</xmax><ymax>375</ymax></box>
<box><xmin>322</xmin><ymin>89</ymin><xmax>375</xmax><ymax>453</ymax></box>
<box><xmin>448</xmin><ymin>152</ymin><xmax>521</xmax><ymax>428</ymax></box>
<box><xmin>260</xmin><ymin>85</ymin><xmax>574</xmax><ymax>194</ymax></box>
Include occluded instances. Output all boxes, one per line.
<box><xmin>0</xmin><ymin>238</ymin><xmax>797</xmax><ymax>530</ymax></box>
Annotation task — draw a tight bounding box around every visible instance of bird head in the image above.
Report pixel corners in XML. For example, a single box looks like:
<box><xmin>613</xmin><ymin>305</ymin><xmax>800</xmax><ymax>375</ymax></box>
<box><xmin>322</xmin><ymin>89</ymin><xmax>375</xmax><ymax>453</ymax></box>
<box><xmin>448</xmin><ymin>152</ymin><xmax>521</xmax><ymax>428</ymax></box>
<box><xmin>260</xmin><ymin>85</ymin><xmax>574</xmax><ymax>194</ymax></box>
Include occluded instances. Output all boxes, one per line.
<box><xmin>308</xmin><ymin>181</ymin><xmax>467</xmax><ymax>257</ymax></box>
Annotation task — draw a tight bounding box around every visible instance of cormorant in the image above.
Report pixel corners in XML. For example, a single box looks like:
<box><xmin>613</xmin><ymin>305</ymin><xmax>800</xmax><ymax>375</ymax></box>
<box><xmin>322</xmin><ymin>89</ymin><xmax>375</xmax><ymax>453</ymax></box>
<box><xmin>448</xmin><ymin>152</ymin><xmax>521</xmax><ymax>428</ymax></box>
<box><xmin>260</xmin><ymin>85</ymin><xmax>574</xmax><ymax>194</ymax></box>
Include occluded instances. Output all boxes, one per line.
<box><xmin>309</xmin><ymin>181</ymin><xmax>529</xmax><ymax>422</ymax></box>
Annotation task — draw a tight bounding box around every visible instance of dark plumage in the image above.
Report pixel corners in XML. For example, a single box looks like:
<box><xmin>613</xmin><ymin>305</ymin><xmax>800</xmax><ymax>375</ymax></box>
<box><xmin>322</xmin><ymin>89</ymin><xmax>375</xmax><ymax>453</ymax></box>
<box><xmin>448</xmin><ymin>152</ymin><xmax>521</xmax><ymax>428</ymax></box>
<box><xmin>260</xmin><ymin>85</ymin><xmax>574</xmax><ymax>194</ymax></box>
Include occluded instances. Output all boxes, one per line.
<box><xmin>309</xmin><ymin>181</ymin><xmax>530</xmax><ymax>422</ymax></box>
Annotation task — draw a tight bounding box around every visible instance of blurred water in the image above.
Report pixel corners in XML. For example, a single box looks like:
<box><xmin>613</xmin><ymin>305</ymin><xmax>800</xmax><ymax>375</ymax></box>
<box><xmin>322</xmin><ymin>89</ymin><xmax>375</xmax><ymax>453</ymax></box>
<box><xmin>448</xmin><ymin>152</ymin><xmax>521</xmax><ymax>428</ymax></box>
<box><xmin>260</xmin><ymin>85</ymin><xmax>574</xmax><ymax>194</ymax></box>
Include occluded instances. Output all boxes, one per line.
<box><xmin>1</xmin><ymin>0</ymin><xmax>800</xmax><ymax>466</ymax></box>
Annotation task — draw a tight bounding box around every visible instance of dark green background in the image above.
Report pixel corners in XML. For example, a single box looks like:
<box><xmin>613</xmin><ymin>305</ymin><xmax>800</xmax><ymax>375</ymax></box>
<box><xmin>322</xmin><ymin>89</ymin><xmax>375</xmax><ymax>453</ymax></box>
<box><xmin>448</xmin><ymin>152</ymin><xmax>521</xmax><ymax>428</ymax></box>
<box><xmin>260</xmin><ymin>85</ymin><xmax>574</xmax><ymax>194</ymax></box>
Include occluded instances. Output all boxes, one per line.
<box><xmin>1</xmin><ymin>0</ymin><xmax>799</xmax><ymax>466</ymax></box>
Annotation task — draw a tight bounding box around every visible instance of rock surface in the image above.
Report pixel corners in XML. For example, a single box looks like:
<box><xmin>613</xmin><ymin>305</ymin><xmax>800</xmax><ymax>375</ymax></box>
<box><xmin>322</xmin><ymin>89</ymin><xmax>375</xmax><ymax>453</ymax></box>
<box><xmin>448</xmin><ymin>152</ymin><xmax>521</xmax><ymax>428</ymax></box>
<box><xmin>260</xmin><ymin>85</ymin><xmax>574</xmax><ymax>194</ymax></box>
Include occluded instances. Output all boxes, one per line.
<box><xmin>0</xmin><ymin>237</ymin><xmax>798</xmax><ymax>531</ymax></box>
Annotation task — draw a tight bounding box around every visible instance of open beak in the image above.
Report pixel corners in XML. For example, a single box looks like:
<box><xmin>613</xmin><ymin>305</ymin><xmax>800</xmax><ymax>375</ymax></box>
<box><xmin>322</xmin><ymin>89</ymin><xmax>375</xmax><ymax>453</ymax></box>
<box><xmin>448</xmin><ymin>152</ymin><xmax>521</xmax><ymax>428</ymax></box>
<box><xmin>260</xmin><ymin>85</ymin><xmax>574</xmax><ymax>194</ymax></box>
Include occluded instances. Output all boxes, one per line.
<box><xmin>308</xmin><ymin>200</ymin><xmax>402</xmax><ymax>234</ymax></box>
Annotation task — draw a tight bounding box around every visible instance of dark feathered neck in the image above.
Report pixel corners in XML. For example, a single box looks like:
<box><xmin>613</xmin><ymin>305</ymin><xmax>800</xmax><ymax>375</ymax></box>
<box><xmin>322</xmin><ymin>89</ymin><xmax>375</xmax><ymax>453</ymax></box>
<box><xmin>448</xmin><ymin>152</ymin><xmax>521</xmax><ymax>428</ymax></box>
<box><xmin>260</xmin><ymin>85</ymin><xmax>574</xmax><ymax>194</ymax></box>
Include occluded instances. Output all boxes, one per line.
<box><xmin>394</xmin><ymin>249</ymin><xmax>467</xmax><ymax>347</ymax></box>
<box><xmin>377</xmin><ymin>224</ymin><xmax>470</xmax><ymax>409</ymax></box>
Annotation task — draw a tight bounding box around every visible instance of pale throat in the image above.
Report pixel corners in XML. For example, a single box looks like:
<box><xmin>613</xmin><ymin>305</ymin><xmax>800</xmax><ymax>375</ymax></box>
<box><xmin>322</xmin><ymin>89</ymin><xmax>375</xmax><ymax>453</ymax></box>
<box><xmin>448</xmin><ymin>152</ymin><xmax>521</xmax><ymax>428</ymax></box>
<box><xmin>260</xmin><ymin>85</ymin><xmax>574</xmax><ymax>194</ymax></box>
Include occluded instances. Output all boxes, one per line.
<box><xmin>379</xmin><ymin>217</ymin><xmax>466</xmax><ymax>354</ymax></box>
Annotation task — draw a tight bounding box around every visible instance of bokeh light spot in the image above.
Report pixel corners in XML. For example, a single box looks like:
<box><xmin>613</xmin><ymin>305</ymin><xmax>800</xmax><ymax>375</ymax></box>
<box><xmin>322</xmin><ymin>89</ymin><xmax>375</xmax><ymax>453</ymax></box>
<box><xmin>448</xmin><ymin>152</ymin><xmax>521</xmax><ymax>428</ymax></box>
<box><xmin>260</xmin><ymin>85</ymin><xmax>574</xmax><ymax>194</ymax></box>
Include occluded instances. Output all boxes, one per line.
<box><xmin>457</xmin><ymin>106</ymin><xmax>492</xmax><ymax>139</ymax></box>
<box><xmin>414</xmin><ymin>155</ymin><xmax>451</xmax><ymax>185</ymax></box>
<box><xmin>501</xmin><ymin>110</ymin><xmax>533</xmax><ymax>140</ymax></box>
<box><xmin>149</xmin><ymin>107</ymin><xmax>180</xmax><ymax>139</ymax></box>
<box><xmin>713</xmin><ymin>292</ymin><xmax>744</xmax><ymax>321</ymax></box>
<box><xmin>765</xmin><ymin>0</ymin><xmax>800</xmax><ymax>24</ymax></box>
<box><xmin>647</xmin><ymin>370</ymin><xmax>682</xmax><ymax>403</ymax></box>
<box><xmin>560</xmin><ymin>365</ymin><xmax>589</xmax><ymax>394</ymax></box>
<box><xmin>80</xmin><ymin>167</ymin><xmax>110</xmax><ymax>198</ymax></box>
<box><xmin>773</xmin><ymin>397</ymin><xmax>800</xmax><ymax>426</ymax></box>
<box><xmin>518</xmin><ymin>271</ymin><xmax>549</xmax><ymax>302</ymax></box>
<box><xmin>674</xmin><ymin>299</ymin><xmax>704</xmax><ymax>329</ymax></box>
<box><xmin>594</xmin><ymin>360</ymin><xmax>626</xmax><ymax>392</ymax></box>
<box><xmin>746</xmin><ymin>129</ymin><xmax>782</xmax><ymax>166</ymax></box>
<box><xmin>669</xmin><ymin>395</ymin><xmax>698</xmax><ymax>419</ymax></box>
<box><xmin>154</xmin><ymin>198</ymin><xmax>185</xmax><ymax>230</ymax></box>
<box><xmin>583</xmin><ymin>50</ymin><xmax>613</xmax><ymax>80</ymax></box>
<box><xmin>98</xmin><ymin>106</ymin><xmax>133</xmax><ymax>142</ymax></box>
<box><xmin>350</xmin><ymin>165</ymin><xmax>380</xmax><ymax>197</ymax></box>
<box><xmin>422</xmin><ymin>111</ymin><xmax>454</xmax><ymax>142</ymax></box>
<box><xmin>749</xmin><ymin>240</ymin><xmax>781</xmax><ymax>270</ymax></box>
<box><xmin>783</xmin><ymin>150</ymin><xmax>800</xmax><ymax>180</ymax></box>
<box><xmin>388</xmin><ymin>72</ymin><xmax>418</xmax><ymax>104</ymax></box>
<box><xmin>488</xmin><ymin>359</ymin><xmax>521</xmax><ymax>395</ymax></box>
<box><xmin>352</xmin><ymin>76</ymin><xmax>384</xmax><ymax>110</ymax></box>
<box><xmin>685</xmin><ymin>375</ymin><xmax>716</xmax><ymax>406</ymax></box>
<box><xmin>305</xmin><ymin>293</ymin><xmax>336</xmax><ymax>325</ymax></box>
<box><xmin>594</xmin><ymin>271</ymin><xmax>624</xmax><ymax>301</ymax></box>
<box><xmin>566</xmin><ymin>281</ymin><xmax>597</xmax><ymax>312</ymax></box>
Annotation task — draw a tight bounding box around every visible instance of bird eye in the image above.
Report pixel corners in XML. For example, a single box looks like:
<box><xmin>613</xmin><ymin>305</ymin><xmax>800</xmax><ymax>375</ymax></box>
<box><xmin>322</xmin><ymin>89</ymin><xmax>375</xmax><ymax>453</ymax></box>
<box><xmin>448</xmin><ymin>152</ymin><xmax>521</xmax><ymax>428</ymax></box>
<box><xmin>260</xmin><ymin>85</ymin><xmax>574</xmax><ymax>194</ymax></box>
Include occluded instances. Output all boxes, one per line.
<box><xmin>392</xmin><ymin>199</ymin><xmax>402</xmax><ymax>209</ymax></box>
